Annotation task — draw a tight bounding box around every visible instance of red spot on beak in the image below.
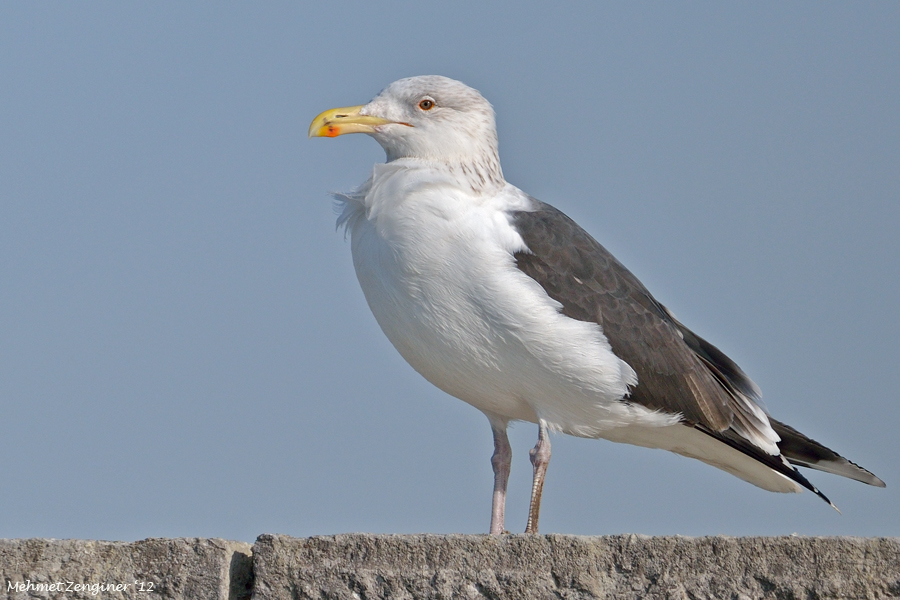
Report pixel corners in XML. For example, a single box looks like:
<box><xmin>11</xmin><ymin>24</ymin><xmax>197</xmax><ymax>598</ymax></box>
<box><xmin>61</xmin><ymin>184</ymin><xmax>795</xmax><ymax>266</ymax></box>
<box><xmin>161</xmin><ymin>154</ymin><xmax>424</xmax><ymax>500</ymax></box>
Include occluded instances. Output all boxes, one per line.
<box><xmin>326</xmin><ymin>125</ymin><xmax>339</xmax><ymax>137</ymax></box>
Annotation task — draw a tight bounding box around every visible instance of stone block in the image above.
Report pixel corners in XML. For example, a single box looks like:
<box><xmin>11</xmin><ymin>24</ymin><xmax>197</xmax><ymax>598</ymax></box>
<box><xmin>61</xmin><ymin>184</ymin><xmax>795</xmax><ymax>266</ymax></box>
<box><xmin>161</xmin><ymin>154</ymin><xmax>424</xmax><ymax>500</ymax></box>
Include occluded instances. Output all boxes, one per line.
<box><xmin>1</xmin><ymin>538</ymin><xmax>252</xmax><ymax>600</ymax></box>
<box><xmin>250</xmin><ymin>534</ymin><xmax>900</xmax><ymax>600</ymax></box>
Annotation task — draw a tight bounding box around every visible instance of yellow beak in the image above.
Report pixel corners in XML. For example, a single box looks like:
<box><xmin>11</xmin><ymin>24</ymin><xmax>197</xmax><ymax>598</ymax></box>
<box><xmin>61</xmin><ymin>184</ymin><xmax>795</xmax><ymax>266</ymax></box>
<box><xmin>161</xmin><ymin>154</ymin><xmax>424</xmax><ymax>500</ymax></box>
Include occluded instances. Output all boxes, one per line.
<box><xmin>308</xmin><ymin>105</ymin><xmax>394</xmax><ymax>138</ymax></box>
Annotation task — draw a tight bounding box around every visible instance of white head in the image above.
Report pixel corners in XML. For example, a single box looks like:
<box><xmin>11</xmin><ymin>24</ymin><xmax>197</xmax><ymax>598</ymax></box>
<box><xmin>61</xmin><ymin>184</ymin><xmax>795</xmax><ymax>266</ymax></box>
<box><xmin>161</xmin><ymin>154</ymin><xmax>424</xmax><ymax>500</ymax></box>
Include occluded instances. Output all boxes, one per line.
<box><xmin>310</xmin><ymin>76</ymin><xmax>504</xmax><ymax>191</ymax></box>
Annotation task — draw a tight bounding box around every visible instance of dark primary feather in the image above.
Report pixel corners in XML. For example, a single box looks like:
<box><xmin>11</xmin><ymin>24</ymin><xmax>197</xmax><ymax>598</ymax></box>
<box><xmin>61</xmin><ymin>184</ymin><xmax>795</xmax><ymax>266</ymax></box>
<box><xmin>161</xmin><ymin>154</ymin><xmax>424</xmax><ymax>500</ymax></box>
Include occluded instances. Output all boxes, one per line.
<box><xmin>510</xmin><ymin>199</ymin><xmax>884</xmax><ymax>496</ymax></box>
<box><xmin>663</xmin><ymin>307</ymin><xmax>762</xmax><ymax>404</ymax></box>
<box><xmin>770</xmin><ymin>419</ymin><xmax>885</xmax><ymax>487</ymax></box>
<box><xmin>695</xmin><ymin>424</ymin><xmax>833</xmax><ymax>503</ymax></box>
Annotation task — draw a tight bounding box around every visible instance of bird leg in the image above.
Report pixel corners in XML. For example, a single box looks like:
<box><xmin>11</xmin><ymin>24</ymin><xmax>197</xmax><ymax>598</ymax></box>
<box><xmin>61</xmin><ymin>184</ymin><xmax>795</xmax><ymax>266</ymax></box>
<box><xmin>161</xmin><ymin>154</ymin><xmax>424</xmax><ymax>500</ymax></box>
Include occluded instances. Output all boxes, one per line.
<box><xmin>489</xmin><ymin>424</ymin><xmax>512</xmax><ymax>535</ymax></box>
<box><xmin>525</xmin><ymin>420</ymin><xmax>551</xmax><ymax>534</ymax></box>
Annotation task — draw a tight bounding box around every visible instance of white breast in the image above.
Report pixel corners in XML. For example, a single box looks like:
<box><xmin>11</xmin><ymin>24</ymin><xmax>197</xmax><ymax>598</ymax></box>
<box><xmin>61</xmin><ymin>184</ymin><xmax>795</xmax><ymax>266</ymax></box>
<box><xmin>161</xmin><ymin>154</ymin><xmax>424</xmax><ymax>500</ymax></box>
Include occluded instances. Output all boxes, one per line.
<box><xmin>339</xmin><ymin>161</ymin><xmax>678</xmax><ymax>436</ymax></box>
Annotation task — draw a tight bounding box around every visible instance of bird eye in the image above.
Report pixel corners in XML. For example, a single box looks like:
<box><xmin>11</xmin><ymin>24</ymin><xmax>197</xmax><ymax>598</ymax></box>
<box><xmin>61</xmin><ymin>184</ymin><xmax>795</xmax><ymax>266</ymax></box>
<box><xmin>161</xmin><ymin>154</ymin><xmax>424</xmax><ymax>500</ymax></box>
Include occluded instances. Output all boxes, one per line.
<box><xmin>418</xmin><ymin>99</ymin><xmax>435</xmax><ymax>111</ymax></box>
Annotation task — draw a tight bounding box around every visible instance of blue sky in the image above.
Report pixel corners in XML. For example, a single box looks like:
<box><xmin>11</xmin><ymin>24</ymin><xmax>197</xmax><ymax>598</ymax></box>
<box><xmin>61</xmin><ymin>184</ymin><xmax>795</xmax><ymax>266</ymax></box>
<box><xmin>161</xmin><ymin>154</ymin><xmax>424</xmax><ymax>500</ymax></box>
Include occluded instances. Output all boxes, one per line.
<box><xmin>1</xmin><ymin>2</ymin><xmax>897</xmax><ymax>542</ymax></box>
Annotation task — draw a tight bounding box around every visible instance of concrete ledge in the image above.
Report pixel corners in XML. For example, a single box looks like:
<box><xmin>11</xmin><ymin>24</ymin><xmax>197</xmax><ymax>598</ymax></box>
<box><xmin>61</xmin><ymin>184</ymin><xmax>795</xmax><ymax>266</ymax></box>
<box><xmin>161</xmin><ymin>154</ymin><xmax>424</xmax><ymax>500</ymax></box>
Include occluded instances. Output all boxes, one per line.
<box><xmin>3</xmin><ymin>535</ymin><xmax>899</xmax><ymax>599</ymax></box>
<box><xmin>1</xmin><ymin>538</ymin><xmax>252</xmax><ymax>600</ymax></box>
<box><xmin>251</xmin><ymin>534</ymin><xmax>900</xmax><ymax>600</ymax></box>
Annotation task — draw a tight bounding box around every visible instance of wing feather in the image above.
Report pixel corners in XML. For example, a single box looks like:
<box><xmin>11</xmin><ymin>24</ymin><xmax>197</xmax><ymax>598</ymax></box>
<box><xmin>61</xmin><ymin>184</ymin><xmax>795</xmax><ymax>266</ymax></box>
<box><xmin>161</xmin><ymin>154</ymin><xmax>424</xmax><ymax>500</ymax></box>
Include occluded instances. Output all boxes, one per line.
<box><xmin>511</xmin><ymin>199</ymin><xmax>742</xmax><ymax>435</ymax></box>
<box><xmin>509</xmin><ymin>198</ymin><xmax>884</xmax><ymax>495</ymax></box>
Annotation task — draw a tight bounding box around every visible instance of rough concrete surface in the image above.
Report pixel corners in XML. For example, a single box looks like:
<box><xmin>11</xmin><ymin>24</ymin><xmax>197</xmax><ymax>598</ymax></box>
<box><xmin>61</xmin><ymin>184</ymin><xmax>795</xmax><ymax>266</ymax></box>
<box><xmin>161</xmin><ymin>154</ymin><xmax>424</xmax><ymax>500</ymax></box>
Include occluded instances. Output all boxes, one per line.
<box><xmin>3</xmin><ymin>535</ymin><xmax>898</xmax><ymax>599</ymax></box>
<box><xmin>1</xmin><ymin>538</ymin><xmax>252</xmax><ymax>600</ymax></box>
<box><xmin>251</xmin><ymin>534</ymin><xmax>900</xmax><ymax>600</ymax></box>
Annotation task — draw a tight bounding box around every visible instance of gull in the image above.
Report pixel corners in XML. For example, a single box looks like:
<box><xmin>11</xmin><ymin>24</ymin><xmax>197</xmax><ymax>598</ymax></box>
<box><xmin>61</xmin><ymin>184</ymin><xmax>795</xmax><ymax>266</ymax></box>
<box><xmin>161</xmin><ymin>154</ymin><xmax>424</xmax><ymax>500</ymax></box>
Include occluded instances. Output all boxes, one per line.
<box><xmin>309</xmin><ymin>75</ymin><xmax>884</xmax><ymax>534</ymax></box>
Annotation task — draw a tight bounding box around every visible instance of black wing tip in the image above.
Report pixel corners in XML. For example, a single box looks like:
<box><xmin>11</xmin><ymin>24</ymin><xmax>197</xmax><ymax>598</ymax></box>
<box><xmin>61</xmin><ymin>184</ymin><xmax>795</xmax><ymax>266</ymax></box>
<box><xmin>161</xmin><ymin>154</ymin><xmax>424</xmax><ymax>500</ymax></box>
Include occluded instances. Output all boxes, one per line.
<box><xmin>799</xmin><ymin>473</ymin><xmax>837</xmax><ymax>511</ymax></box>
<box><xmin>770</xmin><ymin>418</ymin><xmax>886</xmax><ymax>488</ymax></box>
<box><xmin>838</xmin><ymin>457</ymin><xmax>887</xmax><ymax>488</ymax></box>
<box><xmin>788</xmin><ymin>455</ymin><xmax>886</xmax><ymax>488</ymax></box>
<box><xmin>696</xmin><ymin>425</ymin><xmax>841</xmax><ymax>510</ymax></box>
<box><xmin>779</xmin><ymin>454</ymin><xmax>837</xmax><ymax>508</ymax></box>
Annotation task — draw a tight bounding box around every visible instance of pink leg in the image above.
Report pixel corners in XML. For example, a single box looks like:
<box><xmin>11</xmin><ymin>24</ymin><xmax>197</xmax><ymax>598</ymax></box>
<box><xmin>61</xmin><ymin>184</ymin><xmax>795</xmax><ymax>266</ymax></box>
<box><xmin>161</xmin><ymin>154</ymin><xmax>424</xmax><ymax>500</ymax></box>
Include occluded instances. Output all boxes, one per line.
<box><xmin>525</xmin><ymin>420</ymin><xmax>551</xmax><ymax>534</ymax></box>
<box><xmin>489</xmin><ymin>424</ymin><xmax>512</xmax><ymax>535</ymax></box>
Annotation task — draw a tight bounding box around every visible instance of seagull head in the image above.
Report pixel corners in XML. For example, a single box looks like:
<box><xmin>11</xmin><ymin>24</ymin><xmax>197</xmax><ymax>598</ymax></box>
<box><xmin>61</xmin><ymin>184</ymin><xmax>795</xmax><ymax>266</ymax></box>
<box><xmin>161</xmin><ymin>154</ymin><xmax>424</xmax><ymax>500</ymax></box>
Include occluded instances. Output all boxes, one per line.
<box><xmin>310</xmin><ymin>75</ymin><xmax>504</xmax><ymax>191</ymax></box>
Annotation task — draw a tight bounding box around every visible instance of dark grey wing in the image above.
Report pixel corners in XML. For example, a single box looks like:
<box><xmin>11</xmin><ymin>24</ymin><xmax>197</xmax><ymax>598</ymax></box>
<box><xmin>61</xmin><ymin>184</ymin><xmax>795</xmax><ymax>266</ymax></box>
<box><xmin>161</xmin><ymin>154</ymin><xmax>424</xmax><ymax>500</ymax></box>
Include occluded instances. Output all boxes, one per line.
<box><xmin>663</xmin><ymin>308</ymin><xmax>762</xmax><ymax>404</ymax></box>
<box><xmin>511</xmin><ymin>199</ymin><xmax>885</xmax><ymax>494</ymax></box>
<box><xmin>660</xmin><ymin>308</ymin><xmax>775</xmax><ymax>448</ymax></box>
<box><xmin>511</xmin><ymin>199</ymin><xmax>737</xmax><ymax>433</ymax></box>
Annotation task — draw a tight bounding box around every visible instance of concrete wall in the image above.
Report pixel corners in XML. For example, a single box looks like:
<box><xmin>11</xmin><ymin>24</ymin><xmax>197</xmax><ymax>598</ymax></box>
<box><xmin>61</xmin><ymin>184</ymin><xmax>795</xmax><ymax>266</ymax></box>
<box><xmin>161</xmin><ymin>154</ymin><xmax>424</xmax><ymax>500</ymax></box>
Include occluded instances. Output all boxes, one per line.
<box><xmin>2</xmin><ymin>534</ymin><xmax>899</xmax><ymax>599</ymax></box>
<box><xmin>0</xmin><ymin>538</ymin><xmax>252</xmax><ymax>600</ymax></box>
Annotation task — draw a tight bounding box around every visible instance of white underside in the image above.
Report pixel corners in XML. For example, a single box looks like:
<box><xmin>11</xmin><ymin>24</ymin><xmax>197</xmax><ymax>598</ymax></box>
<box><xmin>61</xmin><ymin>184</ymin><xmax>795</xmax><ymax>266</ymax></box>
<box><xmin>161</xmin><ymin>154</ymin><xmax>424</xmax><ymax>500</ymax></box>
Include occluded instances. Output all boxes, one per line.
<box><xmin>338</xmin><ymin>159</ymin><xmax>795</xmax><ymax>493</ymax></box>
<box><xmin>599</xmin><ymin>423</ymin><xmax>802</xmax><ymax>493</ymax></box>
